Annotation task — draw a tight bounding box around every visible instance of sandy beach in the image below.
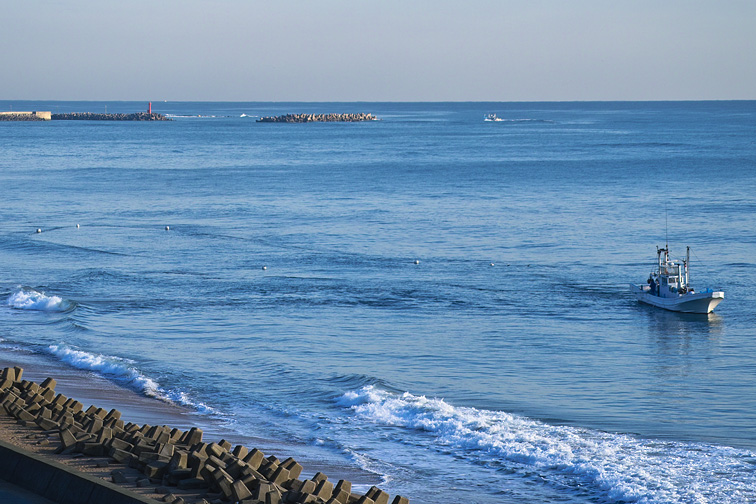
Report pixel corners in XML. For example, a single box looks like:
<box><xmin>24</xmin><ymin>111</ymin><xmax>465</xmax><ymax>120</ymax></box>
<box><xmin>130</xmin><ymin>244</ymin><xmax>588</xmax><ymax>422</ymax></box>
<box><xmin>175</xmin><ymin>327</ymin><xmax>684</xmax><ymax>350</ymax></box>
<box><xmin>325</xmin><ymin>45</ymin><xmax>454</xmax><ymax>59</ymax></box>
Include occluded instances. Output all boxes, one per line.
<box><xmin>0</xmin><ymin>354</ymin><xmax>198</xmax><ymax>431</ymax></box>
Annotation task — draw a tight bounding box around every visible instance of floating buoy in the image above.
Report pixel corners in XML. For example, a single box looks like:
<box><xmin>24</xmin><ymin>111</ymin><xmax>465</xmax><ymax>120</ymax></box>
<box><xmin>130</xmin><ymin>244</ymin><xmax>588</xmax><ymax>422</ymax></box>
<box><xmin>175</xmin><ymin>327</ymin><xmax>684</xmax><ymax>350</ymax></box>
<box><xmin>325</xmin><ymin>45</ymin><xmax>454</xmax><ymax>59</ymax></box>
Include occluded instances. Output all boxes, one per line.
<box><xmin>76</xmin><ymin>224</ymin><xmax>80</xmax><ymax>229</ymax></box>
<box><xmin>414</xmin><ymin>260</ymin><xmax>420</xmax><ymax>265</ymax></box>
<box><xmin>490</xmin><ymin>263</ymin><xmax>495</xmax><ymax>267</ymax></box>
<box><xmin>36</xmin><ymin>228</ymin><xmax>41</xmax><ymax>233</ymax></box>
<box><xmin>165</xmin><ymin>226</ymin><xmax>170</xmax><ymax>231</ymax></box>
<box><xmin>262</xmin><ymin>266</ymin><xmax>267</xmax><ymax>270</ymax></box>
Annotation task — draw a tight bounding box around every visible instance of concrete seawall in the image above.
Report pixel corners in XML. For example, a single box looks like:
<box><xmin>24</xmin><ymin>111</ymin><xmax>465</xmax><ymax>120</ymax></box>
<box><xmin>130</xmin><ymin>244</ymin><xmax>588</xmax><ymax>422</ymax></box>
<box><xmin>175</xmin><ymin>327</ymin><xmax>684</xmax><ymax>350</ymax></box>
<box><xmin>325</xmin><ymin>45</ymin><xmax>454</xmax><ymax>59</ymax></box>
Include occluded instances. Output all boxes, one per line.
<box><xmin>0</xmin><ymin>111</ymin><xmax>51</xmax><ymax>121</ymax></box>
<box><xmin>0</xmin><ymin>439</ymin><xmax>158</xmax><ymax>504</ymax></box>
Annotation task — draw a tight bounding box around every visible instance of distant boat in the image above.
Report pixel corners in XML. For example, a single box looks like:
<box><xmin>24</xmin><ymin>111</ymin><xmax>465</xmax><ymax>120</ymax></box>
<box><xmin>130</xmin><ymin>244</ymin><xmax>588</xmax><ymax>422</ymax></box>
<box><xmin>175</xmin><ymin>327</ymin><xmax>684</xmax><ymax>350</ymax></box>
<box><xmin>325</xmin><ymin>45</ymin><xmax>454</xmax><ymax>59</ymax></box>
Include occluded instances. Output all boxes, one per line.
<box><xmin>484</xmin><ymin>114</ymin><xmax>504</xmax><ymax>122</ymax></box>
<box><xmin>630</xmin><ymin>246</ymin><xmax>724</xmax><ymax>313</ymax></box>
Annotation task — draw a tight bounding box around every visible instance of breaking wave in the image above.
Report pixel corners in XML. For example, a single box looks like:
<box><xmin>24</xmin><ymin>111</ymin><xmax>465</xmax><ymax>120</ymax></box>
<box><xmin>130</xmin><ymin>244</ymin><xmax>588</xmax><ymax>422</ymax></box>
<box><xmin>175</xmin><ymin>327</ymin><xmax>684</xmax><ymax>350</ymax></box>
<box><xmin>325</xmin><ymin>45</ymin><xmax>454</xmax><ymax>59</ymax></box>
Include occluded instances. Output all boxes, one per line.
<box><xmin>45</xmin><ymin>344</ymin><xmax>216</xmax><ymax>414</ymax></box>
<box><xmin>338</xmin><ymin>386</ymin><xmax>756</xmax><ymax>504</ymax></box>
<box><xmin>7</xmin><ymin>287</ymin><xmax>73</xmax><ymax>312</ymax></box>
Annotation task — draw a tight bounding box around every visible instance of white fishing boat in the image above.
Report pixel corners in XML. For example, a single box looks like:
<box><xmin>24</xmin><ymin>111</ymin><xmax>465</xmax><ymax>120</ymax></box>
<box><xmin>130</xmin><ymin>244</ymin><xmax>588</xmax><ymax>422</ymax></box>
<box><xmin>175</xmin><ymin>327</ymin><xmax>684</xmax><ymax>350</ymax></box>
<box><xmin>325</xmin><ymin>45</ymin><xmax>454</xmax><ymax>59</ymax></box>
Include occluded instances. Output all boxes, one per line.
<box><xmin>484</xmin><ymin>113</ymin><xmax>503</xmax><ymax>122</ymax></box>
<box><xmin>630</xmin><ymin>246</ymin><xmax>724</xmax><ymax>314</ymax></box>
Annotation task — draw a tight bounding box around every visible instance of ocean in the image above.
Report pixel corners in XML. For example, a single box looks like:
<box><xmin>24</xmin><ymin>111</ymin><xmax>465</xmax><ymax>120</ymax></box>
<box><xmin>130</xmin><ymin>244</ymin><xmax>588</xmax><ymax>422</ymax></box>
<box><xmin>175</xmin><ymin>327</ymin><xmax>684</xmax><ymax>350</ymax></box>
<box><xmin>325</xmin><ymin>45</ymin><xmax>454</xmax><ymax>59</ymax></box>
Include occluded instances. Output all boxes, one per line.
<box><xmin>1</xmin><ymin>100</ymin><xmax>755</xmax><ymax>503</ymax></box>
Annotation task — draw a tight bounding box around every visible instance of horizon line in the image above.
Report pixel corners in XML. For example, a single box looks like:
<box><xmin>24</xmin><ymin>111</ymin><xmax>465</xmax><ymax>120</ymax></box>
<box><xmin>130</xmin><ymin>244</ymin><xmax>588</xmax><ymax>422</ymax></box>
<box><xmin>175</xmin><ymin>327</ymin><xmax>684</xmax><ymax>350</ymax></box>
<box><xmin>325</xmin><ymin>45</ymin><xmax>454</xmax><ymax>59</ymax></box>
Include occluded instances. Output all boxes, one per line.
<box><xmin>3</xmin><ymin>98</ymin><xmax>756</xmax><ymax>104</ymax></box>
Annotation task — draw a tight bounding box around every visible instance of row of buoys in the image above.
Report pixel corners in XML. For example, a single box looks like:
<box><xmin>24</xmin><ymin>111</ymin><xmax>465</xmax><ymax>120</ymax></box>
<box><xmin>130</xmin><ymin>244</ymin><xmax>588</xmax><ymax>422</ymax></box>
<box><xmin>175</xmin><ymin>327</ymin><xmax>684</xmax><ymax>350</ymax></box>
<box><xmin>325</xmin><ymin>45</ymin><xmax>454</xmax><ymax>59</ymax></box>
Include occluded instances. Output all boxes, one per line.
<box><xmin>37</xmin><ymin>225</ymin><xmax>79</xmax><ymax>233</ymax></box>
<box><xmin>35</xmin><ymin>224</ymin><xmax>166</xmax><ymax>232</ymax></box>
<box><xmin>33</xmin><ymin>227</ymin><xmax>511</xmax><ymax>268</ymax></box>
<box><xmin>415</xmin><ymin>259</ymin><xmax>498</xmax><ymax>267</ymax></box>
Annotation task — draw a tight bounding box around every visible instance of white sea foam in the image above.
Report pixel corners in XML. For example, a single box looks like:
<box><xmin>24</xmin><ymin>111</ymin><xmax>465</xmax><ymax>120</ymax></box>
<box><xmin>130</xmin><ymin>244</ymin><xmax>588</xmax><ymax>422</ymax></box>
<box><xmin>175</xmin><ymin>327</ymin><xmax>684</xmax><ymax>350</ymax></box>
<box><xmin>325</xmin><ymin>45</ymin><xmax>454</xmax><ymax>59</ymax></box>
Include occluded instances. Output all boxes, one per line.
<box><xmin>7</xmin><ymin>287</ymin><xmax>70</xmax><ymax>311</ymax></box>
<box><xmin>338</xmin><ymin>386</ymin><xmax>756</xmax><ymax>504</ymax></box>
<box><xmin>46</xmin><ymin>344</ymin><xmax>217</xmax><ymax>414</ymax></box>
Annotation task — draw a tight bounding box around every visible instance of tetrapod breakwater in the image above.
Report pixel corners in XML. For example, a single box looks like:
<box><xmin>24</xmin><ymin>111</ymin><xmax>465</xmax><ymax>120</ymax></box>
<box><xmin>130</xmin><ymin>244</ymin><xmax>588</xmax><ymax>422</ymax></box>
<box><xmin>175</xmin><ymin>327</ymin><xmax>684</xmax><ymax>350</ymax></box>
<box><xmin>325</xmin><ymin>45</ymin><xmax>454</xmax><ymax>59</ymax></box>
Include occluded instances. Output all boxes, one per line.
<box><xmin>257</xmin><ymin>113</ymin><xmax>377</xmax><ymax>123</ymax></box>
<box><xmin>51</xmin><ymin>112</ymin><xmax>171</xmax><ymax>121</ymax></box>
<box><xmin>0</xmin><ymin>366</ymin><xmax>409</xmax><ymax>504</ymax></box>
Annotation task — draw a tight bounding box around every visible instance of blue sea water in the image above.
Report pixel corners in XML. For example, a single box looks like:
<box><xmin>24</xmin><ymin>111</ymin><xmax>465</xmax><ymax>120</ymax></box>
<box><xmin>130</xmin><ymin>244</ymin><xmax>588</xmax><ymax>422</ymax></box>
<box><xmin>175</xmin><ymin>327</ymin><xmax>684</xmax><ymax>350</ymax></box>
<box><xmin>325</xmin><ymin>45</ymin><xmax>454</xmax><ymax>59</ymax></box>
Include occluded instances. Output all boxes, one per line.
<box><xmin>1</xmin><ymin>101</ymin><xmax>755</xmax><ymax>503</ymax></box>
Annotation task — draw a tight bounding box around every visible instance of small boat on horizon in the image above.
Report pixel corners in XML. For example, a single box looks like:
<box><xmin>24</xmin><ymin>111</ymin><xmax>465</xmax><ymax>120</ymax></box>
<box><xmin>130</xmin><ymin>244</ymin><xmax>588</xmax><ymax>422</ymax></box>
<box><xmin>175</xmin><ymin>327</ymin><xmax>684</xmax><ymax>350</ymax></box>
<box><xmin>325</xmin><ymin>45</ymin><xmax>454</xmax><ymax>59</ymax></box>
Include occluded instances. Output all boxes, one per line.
<box><xmin>484</xmin><ymin>113</ymin><xmax>504</xmax><ymax>122</ymax></box>
<box><xmin>630</xmin><ymin>245</ymin><xmax>724</xmax><ymax>314</ymax></box>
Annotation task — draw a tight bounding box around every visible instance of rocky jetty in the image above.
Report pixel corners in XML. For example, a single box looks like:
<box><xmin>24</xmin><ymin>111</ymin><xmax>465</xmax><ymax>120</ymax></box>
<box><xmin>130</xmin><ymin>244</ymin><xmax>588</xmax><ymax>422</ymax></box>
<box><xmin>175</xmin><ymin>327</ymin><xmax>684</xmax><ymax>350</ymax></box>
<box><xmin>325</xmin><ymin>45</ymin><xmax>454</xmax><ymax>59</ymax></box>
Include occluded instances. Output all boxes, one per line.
<box><xmin>51</xmin><ymin>112</ymin><xmax>171</xmax><ymax>121</ymax></box>
<box><xmin>257</xmin><ymin>113</ymin><xmax>377</xmax><ymax>123</ymax></box>
<box><xmin>0</xmin><ymin>366</ymin><xmax>409</xmax><ymax>504</ymax></box>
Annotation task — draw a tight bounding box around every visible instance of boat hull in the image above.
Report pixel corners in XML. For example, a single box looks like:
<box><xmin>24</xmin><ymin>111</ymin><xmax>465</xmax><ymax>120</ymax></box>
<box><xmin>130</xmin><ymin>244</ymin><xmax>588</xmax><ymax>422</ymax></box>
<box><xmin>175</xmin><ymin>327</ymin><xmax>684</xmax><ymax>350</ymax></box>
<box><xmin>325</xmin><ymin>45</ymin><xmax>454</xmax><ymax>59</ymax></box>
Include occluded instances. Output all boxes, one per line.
<box><xmin>630</xmin><ymin>284</ymin><xmax>724</xmax><ymax>314</ymax></box>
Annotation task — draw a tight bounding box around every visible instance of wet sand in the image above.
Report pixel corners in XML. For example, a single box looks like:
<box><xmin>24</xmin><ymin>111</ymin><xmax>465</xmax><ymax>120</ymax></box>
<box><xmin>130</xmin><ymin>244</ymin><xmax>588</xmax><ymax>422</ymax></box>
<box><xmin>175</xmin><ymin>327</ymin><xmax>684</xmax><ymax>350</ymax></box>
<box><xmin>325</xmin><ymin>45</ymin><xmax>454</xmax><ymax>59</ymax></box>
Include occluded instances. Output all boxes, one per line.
<box><xmin>0</xmin><ymin>352</ymin><xmax>201</xmax><ymax>432</ymax></box>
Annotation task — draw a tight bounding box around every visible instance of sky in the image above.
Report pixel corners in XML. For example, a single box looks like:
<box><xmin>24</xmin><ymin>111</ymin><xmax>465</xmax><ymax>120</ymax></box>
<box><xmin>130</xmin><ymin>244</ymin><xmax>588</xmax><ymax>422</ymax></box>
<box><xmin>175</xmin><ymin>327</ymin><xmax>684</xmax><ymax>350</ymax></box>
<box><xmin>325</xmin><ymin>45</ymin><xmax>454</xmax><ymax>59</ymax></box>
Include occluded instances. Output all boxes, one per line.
<box><xmin>1</xmin><ymin>0</ymin><xmax>754</xmax><ymax>101</ymax></box>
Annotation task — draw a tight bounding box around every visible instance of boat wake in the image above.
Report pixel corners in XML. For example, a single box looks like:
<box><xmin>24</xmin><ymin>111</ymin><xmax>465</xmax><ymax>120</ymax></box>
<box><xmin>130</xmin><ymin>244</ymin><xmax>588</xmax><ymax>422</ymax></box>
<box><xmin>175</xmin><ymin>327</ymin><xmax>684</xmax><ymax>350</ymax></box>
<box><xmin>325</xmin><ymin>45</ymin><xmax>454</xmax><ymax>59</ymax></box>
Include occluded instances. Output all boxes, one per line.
<box><xmin>338</xmin><ymin>386</ymin><xmax>756</xmax><ymax>503</ymax></box>
<box><xmin>484</xmin><ymin>114</ymin><xmax>554</xmax><ymax>123</ymax></box>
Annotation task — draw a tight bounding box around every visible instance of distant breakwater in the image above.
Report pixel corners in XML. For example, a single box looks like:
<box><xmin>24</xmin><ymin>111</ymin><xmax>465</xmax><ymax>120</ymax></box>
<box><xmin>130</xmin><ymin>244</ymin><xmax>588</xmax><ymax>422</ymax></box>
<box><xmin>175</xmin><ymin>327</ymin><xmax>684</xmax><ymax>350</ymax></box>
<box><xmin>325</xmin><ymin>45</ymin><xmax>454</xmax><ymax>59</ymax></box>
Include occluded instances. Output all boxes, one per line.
<box><xmin>51</xmin><ymin>112</ymin><xmax>171</xmax><ymax>121</ymax></box>
<box><xmin>257</xmin><ymin>113</ymin><xmax>377</xmax><ymax>123</ymax></box>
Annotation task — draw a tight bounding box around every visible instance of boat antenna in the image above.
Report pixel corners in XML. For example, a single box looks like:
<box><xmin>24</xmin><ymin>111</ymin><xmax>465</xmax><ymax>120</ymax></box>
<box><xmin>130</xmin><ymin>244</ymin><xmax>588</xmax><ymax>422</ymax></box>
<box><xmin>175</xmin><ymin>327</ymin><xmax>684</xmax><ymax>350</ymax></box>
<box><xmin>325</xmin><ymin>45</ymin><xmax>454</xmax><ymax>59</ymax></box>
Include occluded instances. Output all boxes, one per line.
<box><xmin>665</xmin><ymin>203</ymin><xmax>668</xmax><ymax>251</ymax></box>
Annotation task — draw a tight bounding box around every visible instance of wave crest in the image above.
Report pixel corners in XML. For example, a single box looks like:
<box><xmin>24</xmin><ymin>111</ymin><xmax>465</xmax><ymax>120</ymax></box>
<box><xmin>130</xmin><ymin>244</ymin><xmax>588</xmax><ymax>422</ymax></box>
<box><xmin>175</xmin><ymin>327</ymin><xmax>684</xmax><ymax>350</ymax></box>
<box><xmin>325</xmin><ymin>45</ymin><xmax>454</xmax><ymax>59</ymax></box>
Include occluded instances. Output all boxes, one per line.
<box><xmin>7</xmin><ymin>287</ymin><xmax>72</xmax><ymax>312</ymax></box>
<box><xmin>338</xmin><ymin>386</ymin><xmax>756</xmax><ymax>503</ymax></box>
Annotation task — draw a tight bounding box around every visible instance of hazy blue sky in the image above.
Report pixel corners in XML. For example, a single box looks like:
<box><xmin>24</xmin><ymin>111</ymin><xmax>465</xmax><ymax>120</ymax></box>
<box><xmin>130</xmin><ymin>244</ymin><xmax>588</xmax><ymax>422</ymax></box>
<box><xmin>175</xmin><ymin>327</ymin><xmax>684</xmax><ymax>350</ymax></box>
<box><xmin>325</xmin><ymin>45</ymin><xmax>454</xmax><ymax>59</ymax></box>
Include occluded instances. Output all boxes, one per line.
<box><xmin>2</xmin><ymin>1</ymin><xmax>754</xmax><ymax>101</ymax></box>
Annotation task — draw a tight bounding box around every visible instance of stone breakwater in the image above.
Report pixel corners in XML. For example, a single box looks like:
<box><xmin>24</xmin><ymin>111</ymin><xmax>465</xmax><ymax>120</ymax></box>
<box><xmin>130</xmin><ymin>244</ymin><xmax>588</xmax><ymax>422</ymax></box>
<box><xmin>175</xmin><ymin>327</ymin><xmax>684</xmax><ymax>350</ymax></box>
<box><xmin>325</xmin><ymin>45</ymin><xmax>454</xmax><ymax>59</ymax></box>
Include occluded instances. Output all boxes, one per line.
<box><xmin>257</xmin><ymin>113</ymin><xmax>377</xmax><ymax>123</ymax></box>
<box><xmin>51</xmin><ymin>112</ymin><xmax>171</xmax><ymax>121</ymax></box>
<box><xmin>0</xmin><ymin>366</ymin><xmax>409</xmax><ymax>504</ymax></box>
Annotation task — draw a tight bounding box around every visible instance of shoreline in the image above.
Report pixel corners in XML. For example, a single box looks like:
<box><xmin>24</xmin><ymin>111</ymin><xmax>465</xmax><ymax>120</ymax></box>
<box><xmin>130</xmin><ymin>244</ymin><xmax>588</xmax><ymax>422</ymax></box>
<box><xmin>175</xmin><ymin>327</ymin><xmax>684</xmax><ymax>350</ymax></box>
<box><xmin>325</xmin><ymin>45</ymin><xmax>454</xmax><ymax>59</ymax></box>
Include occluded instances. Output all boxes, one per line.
<box><xmin>0</xmin><ymin>348</ymin><xmax>382</xmax><ymax>488</ymax></box>
<box><xmin>0</xmin><ymin>364</ymin><xmax>409</xmax><ymax>504</ymax></box>
<box><xmin>0</xmin><ymin>351</ymin><xmax>378</xmax><ymax>486</ymax></box>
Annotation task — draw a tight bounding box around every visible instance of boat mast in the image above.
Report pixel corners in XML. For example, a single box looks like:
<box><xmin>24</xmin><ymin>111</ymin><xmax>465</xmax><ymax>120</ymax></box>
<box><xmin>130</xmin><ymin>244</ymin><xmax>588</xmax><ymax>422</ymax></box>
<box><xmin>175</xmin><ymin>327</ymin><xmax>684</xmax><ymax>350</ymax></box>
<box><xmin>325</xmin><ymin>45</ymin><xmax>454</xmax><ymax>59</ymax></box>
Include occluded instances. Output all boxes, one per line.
<box><xmin>662</xmin><ymin>205</ymin><xmax>670</xmax><ymax>272</ymax></box>
<box><xmin>686</xmin><ymin>246</ymin><xmax>690</xmax><ymax>287</ymax></box>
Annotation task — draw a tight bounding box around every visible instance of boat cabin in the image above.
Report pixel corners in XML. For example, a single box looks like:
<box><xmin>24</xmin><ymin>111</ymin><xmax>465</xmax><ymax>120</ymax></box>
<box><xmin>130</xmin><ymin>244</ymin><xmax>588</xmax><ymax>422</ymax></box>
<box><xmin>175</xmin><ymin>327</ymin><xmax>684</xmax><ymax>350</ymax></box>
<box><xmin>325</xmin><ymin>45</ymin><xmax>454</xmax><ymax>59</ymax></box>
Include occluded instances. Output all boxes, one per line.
<box><xmin>648</xmin><ymin>246</ymin><xmax>691</xmax><ymax>298</ymax></box>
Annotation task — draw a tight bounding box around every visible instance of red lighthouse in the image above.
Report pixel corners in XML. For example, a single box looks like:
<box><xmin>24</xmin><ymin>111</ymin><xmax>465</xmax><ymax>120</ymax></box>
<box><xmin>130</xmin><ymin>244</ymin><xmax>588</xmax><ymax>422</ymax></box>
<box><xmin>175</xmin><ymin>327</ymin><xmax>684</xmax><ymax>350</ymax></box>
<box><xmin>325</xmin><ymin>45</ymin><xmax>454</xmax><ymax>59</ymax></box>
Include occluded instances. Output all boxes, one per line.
<box><xmin>148</xmin><ymin>102</ymin><xmax>152</xmax><ymax>114</ymax></box>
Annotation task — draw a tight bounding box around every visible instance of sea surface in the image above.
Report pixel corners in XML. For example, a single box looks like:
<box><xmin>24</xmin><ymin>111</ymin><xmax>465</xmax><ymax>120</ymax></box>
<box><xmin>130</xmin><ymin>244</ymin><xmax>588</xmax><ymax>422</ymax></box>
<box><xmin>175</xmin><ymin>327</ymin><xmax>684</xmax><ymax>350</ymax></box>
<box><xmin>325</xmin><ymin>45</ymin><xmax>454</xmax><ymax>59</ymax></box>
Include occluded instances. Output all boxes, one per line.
<box><xmin>1</xmin><ymin>101</ymin><xmax>755</xmax><ymax>504</ymax></box>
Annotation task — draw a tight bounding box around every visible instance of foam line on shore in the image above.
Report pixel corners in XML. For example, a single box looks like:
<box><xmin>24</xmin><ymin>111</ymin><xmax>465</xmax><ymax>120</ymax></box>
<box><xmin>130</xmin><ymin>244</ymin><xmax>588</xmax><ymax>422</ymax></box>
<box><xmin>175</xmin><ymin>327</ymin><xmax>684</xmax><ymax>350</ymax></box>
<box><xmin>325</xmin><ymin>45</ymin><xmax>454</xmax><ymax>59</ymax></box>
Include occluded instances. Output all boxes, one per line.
<box><xmin>44</xmin><ymin>344</ymin><xmax>216</xmax><ymax>415</ymax></box>
<box><xmin>338</xmin><ymin>385</ymin><xmax>756</xmax><ymax>503</ymax></box>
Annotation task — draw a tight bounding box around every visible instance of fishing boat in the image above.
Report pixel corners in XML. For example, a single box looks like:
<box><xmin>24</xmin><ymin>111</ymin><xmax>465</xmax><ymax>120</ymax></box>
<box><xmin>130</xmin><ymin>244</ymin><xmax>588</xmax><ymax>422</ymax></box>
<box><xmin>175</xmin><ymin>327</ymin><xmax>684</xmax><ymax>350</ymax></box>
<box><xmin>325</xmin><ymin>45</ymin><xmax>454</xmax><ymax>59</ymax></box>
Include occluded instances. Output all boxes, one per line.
<box><xmin>630</xmin><ymin>246</ymin><xmax>724</xmax><ymax>313</ymax></box>
<box><xmin>484</xmin><ymin>113</ymin><xmax>503</xmax><ymax>122</ymax></box>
